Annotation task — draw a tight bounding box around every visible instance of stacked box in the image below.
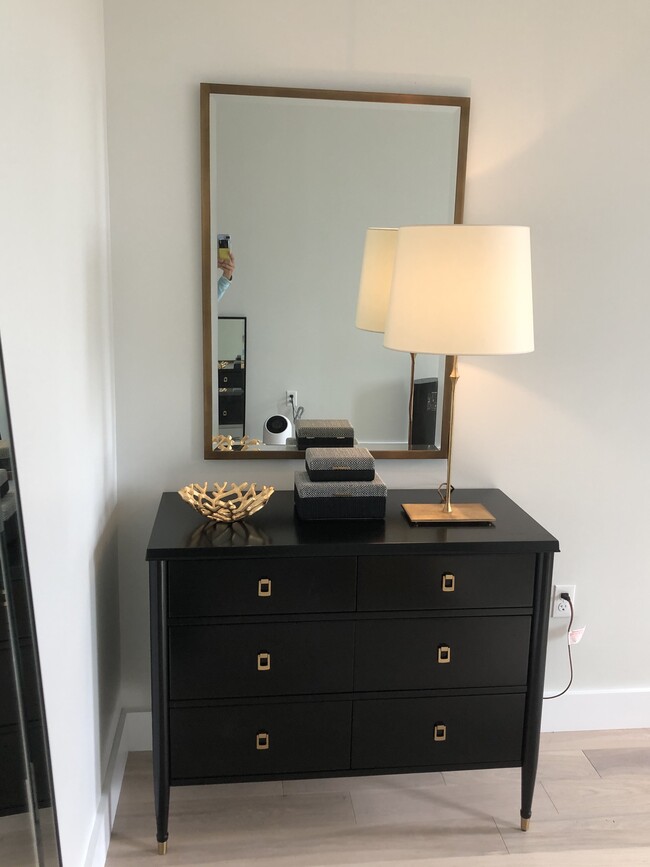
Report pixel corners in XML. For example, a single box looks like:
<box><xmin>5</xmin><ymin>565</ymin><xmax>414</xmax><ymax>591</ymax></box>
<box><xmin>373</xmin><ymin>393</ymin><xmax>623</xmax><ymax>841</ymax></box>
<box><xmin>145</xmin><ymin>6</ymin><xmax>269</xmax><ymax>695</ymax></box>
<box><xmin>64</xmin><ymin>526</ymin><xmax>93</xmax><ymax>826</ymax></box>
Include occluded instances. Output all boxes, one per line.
<box><xmin>295</xmin><ymin>418</ymin><xmax>354</xmax><ymax>450</ymax></box>
<box><xmin>295</xmin><ymin>447</ymin><xmax>386</xmax><ymax>520</ymax></box>
<box><xmin>294</xmin><ymin>472</ymin><xmax>386</xmax><ymax>520</ymax></box>
<box><xmin>305</xmin><ymin>447</ymin><xmax>375</xmax><ymax>481</ymax></box>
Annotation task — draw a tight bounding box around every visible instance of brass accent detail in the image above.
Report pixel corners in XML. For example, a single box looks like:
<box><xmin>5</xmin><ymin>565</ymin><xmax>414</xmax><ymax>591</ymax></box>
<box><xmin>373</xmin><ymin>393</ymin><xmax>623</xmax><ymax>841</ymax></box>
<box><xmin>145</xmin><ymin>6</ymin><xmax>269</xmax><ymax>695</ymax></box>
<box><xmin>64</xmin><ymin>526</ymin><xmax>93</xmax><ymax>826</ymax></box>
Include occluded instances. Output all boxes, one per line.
<box><xmin>256</xmin><ymin>731</ymin><xmax>270</xmax><ymax>750</ymax></box>
<box><xmin>433</xmin><ymin>723</ymin><xmax>447</xmax><ymax>742</ymax></box>
<box><xmin>258</xmin><ymin>577</ymin><xmax>272</xmax><ymax>597</ymax></box>
<box><xmin>403</xmin><ymin>356</ymin><xmax>501</xmax><ymax>514</ymax></box>
<box><xmin>257</xmin><ymin>652</ymin><xmax>271</xmax><ymax>671</ymax></box>
<box><xmin>211</xmin><ymin>434</ymin><xmax>262</xmax><ymax>452</ymax></box>
<box><xmin>402</xmin><ymin>502</ymin><xmax>495</xmax><ymax>524</ymax></box>
<box><xmin>157</xmin><ymin>841</ymin><xmax>168</xmax><ymax>855</ymax></box>
<box><xmin>442</xmin><ymin>573</ymin><xmax>455</xmax><ymax>592</ymax></box>
<box><xmin>521</xmin><ymin>817</ymin><xmax>530</xmax><ymax>831</ymax></box>
<box><xmin>437</xmin><ymin>645</ymin><xmax>451</xmax><ymax>664</ymax></box>
<box><xmin>178</xmin><ymin>481</ymin><xmax>273</xmax><ymax>522</ymax></box>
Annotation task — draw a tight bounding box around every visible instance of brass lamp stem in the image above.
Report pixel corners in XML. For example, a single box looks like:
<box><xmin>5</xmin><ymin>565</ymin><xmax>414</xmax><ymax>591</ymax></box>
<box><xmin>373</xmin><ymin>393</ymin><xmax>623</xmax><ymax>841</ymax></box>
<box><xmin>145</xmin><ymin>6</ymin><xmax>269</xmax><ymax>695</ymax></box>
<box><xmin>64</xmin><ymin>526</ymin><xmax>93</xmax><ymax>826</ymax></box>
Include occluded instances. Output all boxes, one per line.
<box><xmin>443</xmin><ymin>355</ymin><xmax>460</xmax><ymax>513</ymax></box>
<box><xmin>408</xmin><ymin>352</ymin><xmax>417</xmax><ymax>447</ymax></box>
<box><xmin>402</xmin><ymin>353</ymin><xmax>494</xmax><ymax>525</ymax></box>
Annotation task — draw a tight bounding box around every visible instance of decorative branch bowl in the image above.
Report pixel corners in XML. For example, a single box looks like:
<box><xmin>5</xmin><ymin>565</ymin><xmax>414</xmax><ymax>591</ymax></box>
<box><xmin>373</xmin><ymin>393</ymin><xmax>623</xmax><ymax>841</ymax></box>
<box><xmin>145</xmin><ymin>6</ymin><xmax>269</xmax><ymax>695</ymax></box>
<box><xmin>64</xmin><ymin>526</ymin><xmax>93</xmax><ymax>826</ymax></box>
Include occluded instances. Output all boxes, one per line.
<box><xmin>178</xmin><ymin>481</ymin><xmax>275</xmax><ymax>523</ymax></box>
<box><xmin>212</xmin><ymin>434</ymin><xmax>261</xmax><ymax>452</ymax></box>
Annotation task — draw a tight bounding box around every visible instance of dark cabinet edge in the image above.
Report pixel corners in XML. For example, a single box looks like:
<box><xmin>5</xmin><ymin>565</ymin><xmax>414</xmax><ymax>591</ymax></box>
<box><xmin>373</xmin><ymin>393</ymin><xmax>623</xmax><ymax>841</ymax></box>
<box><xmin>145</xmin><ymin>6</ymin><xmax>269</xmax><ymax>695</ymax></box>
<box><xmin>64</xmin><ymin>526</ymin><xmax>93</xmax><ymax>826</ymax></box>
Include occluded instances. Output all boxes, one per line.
<box><xmin>168</xmin><ymin>686</ymin><xmax>528</xmax><ymax>708</ymax></box>
<box><xmin>147</xmin><ymin>541</ymin><xmax>559</xmax><ymax>561</ymax></box>
<box><xmin>167</xmin><ymin>608</ymin><xmax>535</xmax><ymax>625</ymax></box>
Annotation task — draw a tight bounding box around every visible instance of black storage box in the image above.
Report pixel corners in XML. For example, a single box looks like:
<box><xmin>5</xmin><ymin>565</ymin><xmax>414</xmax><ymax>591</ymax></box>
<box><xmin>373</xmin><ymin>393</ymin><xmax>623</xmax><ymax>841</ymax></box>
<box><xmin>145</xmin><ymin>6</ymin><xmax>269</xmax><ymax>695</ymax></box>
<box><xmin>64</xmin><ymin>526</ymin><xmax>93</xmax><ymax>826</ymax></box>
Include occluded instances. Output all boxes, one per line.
<box><xmin>305</xmin><ymin>447</ymin><xmax>375</xmax><ymax>481</ymax></box>
<box><xmin>295</xmin><ymin>419</ymin><xmax>354</xmax><ymax>450</ymax></box>
<box><xmin>411</xmin><ymin>377</ymin><xmax>438</xmax><ymax>449</ymax></box>
<box><xmin>294</xmin><ymin>471</ymin><xmax>386</xmax><ymax>521</ymax></box>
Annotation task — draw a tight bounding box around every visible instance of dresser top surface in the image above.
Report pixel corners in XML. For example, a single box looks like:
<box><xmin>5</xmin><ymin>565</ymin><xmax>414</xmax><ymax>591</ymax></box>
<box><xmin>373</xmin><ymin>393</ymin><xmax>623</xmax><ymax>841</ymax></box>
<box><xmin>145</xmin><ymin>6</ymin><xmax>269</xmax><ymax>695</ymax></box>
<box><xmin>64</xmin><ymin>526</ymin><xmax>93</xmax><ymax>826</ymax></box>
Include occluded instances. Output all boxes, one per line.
<box><xmin>146</xmin><ymin>488</ymin><xmax>559</xmax><ymax>561</ymax></box>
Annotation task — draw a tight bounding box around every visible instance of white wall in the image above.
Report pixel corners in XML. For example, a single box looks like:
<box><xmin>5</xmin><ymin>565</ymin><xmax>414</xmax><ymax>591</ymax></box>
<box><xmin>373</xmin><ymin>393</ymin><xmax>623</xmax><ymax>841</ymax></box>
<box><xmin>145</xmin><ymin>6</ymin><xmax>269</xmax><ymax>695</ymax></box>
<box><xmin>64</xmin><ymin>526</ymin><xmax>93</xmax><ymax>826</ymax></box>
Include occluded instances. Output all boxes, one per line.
<box><xmin>0</xmin><ymin>1</ymin><xmax>120</xmax><ymax>864</ymax></box>
<box><xmin>104</xmin><ymin>0</ymin><xmax>650</xmax><ymax>720</ymax></box>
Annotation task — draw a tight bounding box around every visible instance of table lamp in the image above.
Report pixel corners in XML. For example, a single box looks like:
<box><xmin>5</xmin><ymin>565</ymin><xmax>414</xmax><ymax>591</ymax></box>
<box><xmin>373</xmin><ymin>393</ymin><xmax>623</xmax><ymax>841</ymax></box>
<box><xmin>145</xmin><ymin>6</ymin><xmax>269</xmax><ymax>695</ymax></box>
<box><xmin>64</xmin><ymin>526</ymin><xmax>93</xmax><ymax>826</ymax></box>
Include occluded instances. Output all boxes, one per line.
<box><xmin>355</xmin><ymin>228</ymin><xmax>419</xmax><ymax>446</ymax></box>
<box><xmin>383</xmin><ymin>224</ymin><xmax>534</xmax><ymax>523</ymax></box>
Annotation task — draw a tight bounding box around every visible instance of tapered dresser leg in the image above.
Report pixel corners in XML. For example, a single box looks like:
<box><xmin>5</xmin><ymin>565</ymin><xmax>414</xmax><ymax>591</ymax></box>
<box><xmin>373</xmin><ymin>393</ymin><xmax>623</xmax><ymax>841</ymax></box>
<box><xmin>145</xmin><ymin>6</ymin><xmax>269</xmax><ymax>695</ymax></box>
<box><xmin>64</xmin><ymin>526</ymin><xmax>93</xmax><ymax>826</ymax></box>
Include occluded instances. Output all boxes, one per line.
<box><xmin>520</xmin><ymin>552</ymin><xmax>554</xmax><ymax>831</ymax></box>
<box><xmin>150</xmin><ymin>560</ymin><xmax>170</xmax><ymax>853</ymax></box>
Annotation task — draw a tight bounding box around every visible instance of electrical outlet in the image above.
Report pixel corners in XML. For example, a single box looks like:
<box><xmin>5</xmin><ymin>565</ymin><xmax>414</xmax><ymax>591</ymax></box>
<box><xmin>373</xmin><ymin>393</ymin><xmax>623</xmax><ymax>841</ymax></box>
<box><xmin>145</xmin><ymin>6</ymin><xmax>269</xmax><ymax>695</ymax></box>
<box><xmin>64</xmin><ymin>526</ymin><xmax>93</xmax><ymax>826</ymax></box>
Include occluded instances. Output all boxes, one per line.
<box><xmin>552</xmin><ymin>584</ymin><xmax>576</xmax><ymax>618</ymax></box>
<box><xmin>286</xmin><ymin>390</ymin><xmax>298</xmax><ymax>408</ymax></box>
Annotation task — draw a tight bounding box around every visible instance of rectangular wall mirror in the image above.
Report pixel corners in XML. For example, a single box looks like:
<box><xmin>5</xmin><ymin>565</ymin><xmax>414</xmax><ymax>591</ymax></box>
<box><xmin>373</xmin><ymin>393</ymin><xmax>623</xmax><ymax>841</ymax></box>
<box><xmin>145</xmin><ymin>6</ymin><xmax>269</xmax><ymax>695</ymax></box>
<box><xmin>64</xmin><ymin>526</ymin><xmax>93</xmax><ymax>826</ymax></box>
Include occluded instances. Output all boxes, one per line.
<box><xmin>201</xmin><ymin>84</ymin><xmax>470</xmax><ymax>459</ymax></box>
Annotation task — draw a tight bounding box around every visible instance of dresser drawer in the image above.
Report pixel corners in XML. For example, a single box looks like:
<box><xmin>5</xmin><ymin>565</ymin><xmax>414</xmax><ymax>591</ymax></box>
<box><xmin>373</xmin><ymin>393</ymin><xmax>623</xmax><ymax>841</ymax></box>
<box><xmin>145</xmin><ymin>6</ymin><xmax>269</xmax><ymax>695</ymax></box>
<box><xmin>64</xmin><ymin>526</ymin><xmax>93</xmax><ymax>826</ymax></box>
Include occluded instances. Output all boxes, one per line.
<box><xmin>170</xmin><ymin>700</ymin><xmax>352</xmax><ymax>780</ymax></box>
<box><xmin>217</xmin><ymin>369</ymin><xmax>244</xmax><ymax>389</ymax></box>
<box><xmin>357</xmin><ymin>554</ymin><xmax>535</xmax><ymax>611</ymax></box>
<box><xmin>170</xmin><ymin>621</ymin><xmax>354</xmax><ymax>699</ymax></box>
<box><xmin>354</xmin><ymin>616</ymin><xmax>530</xmax><ymax>691</ymax></box>
<box><xmin>352</xmin><ymin>694</ymin><xmax>525</xmax><ymax>770</ymax></box>
<box><xmin>218</xmin><ymin>392</ymin><xmax>244</xmax><ymax>424</ymax></box>
<box><xmin>168</xmin><ymin>556</ymin><xmax>356</xmax><ymax>617</ymax></box>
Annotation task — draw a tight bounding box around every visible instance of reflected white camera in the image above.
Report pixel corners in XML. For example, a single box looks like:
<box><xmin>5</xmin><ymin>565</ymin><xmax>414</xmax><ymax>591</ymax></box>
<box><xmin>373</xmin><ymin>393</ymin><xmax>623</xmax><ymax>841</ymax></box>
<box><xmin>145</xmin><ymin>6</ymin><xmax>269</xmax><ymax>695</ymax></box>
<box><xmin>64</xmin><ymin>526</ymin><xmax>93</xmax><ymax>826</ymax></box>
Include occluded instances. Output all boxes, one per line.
<box><xmin>263</xmin><ymin>415</ymin><xmax>292</xmax><ymax>445</ymax></box>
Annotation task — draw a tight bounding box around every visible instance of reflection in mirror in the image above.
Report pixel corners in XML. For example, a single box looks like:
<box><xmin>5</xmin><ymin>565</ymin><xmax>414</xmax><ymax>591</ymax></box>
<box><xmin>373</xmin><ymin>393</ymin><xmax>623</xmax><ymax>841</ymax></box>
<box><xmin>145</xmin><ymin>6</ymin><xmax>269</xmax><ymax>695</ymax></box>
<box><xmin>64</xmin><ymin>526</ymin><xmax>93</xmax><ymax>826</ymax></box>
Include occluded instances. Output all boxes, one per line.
<box><xmin>202</xmin><ymin>85</ymin><xmax>470</xmax><ymax>459</ymax></box>
<box><xmin>0</xmin><ymin>337</ymin><xmax>61</xmax><ymax>865</ymax></box>
<box><xmin>214</xmin><ymin>316</ymin><xmax>247</xmax><ymax>443</ymax></box>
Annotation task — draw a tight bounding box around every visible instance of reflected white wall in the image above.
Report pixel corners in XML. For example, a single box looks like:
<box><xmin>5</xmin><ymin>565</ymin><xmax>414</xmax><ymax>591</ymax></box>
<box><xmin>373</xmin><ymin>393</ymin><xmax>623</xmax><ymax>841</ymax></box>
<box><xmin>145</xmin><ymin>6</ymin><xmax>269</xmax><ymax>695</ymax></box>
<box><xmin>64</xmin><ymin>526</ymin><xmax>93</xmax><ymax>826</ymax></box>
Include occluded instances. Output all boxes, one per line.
<box><xmin>211</xmin><ymin>94</ymin><xmax>458</xmax><ymax>444</ymax></box>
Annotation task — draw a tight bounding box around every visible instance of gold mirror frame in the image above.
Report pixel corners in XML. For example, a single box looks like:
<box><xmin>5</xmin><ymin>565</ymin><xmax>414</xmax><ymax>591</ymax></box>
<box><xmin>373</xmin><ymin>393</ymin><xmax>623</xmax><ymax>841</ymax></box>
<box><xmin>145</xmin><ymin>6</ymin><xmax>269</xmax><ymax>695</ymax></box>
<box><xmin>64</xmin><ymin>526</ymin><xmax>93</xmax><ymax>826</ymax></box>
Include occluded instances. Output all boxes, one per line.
<box><xmin>201</xmin><ymin>83</ymin><xmax>470</xmax><ymax>460</ymax></box>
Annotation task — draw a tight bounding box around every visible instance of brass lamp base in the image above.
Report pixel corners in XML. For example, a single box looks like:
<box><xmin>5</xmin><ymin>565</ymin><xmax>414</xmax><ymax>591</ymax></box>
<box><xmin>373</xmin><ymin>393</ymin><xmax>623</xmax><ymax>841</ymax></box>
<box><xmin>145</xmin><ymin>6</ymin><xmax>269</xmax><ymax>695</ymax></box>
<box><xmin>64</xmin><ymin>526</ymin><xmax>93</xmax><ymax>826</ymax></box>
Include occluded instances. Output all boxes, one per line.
<box><xmin>402</xmin><ymin>502</ymin><xmax>495</xmax><ymax>524</ymax></box>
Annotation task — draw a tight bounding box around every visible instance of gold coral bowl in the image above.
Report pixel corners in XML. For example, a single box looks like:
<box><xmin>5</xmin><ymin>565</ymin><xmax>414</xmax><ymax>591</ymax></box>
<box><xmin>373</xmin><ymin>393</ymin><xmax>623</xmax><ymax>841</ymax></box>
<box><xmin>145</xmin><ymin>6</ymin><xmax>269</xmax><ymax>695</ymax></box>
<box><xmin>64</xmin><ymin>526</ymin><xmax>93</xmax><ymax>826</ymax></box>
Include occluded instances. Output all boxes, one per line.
<box><xmin>178</xmin><ymin>481</ymin><xmax>275</xmax><ymax>523</ymax></box>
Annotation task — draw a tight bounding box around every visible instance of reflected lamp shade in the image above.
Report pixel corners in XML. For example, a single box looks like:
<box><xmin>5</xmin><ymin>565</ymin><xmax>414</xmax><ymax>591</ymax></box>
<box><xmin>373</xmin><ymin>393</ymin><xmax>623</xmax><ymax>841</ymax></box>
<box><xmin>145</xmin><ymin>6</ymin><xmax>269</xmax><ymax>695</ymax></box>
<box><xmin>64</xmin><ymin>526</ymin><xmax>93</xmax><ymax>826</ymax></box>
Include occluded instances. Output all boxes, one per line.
<box><xmin>355</xmin><ymin>228</ymin><xmax>398</xmax><ymax>333</ymax></box>
<box><xmin>383</xmin><ymin>225</ymin><xmax>534</xmax><ymax>356</ymax></box>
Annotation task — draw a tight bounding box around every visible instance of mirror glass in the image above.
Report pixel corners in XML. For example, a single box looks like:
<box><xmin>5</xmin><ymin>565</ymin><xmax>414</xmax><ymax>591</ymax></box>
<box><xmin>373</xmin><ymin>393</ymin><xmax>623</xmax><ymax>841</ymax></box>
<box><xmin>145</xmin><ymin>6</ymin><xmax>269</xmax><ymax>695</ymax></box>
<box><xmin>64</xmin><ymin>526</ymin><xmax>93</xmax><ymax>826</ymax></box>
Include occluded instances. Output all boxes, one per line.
<box><xmin>0</xmin><ymin>337</ymin><xmax>61</xmax><ymax>865</ymax></box>
<box><xmin>202</xmin><ymin>85</ymin><xmax>469</xmax><ymax>459</ymax></box>
<box><xmin>214</xmin><ymin>316</ymin><xmax>247</xmax><ymax>446</ymax></box>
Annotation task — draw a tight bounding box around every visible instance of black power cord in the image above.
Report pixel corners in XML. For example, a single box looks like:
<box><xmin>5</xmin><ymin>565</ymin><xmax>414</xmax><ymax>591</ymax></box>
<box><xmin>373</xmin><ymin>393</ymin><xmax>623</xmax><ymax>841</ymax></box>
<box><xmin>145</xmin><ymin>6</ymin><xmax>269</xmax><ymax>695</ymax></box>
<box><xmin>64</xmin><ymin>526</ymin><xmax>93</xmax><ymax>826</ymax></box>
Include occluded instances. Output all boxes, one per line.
<box><xmin>288</xmin><ymin>393</ymin><xmax>304</xmax><ymax>425</ymax></box>
<box><xmin>543</xmin><ymin>593</ymin><xmax>574</xmax><ymax>700</ymax></box>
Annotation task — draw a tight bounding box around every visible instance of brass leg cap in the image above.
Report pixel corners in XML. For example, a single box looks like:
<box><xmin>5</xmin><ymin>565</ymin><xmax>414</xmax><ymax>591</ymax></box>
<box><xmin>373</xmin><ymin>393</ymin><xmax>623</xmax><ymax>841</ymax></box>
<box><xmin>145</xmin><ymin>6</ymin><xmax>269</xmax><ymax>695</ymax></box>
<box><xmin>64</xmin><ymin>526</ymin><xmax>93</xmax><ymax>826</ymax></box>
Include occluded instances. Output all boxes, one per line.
<box><xmin>157</xmin><ymin>841</ymin><xmax>168</xmax><ymax>855</ymax></box>
<box><xmin>521</xmin><ymin>817</ymin><xmax>530</xmax><ymax>831</ymax></box>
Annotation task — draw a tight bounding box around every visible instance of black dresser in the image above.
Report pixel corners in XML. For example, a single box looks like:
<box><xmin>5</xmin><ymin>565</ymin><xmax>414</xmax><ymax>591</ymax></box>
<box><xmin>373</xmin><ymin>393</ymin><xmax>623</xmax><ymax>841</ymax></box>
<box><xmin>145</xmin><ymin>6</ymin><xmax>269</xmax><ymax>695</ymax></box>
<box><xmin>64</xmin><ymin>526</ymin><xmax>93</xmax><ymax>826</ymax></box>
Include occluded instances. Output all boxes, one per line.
<box><xmin>147</xmin><ymin>488</ymin><xmax>559</xmax><ymax>854</ymax></box>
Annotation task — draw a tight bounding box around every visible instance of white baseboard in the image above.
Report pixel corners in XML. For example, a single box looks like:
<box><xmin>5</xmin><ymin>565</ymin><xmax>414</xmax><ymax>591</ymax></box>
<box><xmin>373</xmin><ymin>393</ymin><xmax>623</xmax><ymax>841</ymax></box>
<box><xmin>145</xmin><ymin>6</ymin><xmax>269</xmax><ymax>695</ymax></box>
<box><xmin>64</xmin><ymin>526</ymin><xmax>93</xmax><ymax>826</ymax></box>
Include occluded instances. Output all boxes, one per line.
<box><xmin>542</xmin><ymin>688</ymin><xmax>650</xmax><ymax>731</ymax></box>
<box><xmin>83</xmin><ymin>709</ymin><xmax>151</xmax><ymax>867</ymax></box>
<box><xmin>124</xmin><ymin>709</ymin><xmax>153</xmax><ymax>751</ymax></box>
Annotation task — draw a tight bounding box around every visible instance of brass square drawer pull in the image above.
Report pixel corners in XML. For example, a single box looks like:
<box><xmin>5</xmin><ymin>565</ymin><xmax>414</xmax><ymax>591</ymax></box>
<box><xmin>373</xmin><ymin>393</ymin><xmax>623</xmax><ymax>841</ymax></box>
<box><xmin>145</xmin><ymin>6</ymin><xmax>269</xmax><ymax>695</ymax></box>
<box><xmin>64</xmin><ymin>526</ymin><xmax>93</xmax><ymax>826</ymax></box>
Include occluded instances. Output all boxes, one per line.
<box><xmin>257</xmin><ymin>652</ymin><xmax>271</xmax><ymax>671</ymax></box>
<box><xmin>433</xmin><ymin>723</ymin><xmax>447</xmax><ymax>742</ymax></box>
<box><xmin>441</xmin><ymin>573</ymin><xmax>455</xmax><ymax>592</ymax></box>
<box><xmin>258</xmin><ymin>577</ymin><xmax>272</xmax><ymax>597</ymax></box>
<box><xmin>437</xmin><ymin>645</ymin><xmax>451</xmax><ymax>664</ymax></box>
<box><xmin>256</xmin><ymin>731</ymin><xmax>270</xmax><ymax>750</ymax></box>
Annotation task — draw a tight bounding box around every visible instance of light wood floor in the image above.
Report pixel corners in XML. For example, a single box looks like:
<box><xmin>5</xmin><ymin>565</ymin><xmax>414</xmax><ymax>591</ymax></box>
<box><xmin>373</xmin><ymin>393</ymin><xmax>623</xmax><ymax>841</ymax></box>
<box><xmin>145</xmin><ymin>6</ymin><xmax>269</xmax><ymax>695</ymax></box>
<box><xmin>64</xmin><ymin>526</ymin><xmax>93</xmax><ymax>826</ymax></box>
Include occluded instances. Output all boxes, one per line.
<box><xmin>105</xmin><ymin>729</ymin><xmax>650</xmax><ymax>866</ymax></box>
